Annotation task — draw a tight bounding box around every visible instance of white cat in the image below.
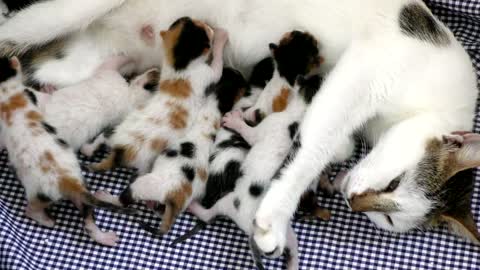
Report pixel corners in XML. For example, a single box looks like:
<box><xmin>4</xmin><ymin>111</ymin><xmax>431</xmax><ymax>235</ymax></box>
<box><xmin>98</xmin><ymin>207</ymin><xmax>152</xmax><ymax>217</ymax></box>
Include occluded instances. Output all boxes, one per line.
<box><xmin>0</xmin><ymin>0</ymin><xmax>477</xmax><ymax>258</ymax></box>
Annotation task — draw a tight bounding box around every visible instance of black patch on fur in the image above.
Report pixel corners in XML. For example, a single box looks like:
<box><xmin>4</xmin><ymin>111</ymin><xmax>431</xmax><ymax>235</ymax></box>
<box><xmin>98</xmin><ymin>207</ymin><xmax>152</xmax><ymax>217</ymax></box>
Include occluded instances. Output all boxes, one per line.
<box><xmin>288</xmin><ymin>122</ymin><xmax>299</xmax><ymax>140</ymax></box>
<box><xmin>41</xmin><ymin>122</ymin><xmax>57</xmax><ymax>134</ymax></box>
<box><xmin>273</xmin><ymin>133</ymin><xmax>302</xmax><ymax>181</ymax></box>
<box><xmin>297</xmin><ymin>75</ymin><xmax>323</xmax><ymax>104</ymax></box>
<box><xmin>3</xmin><ymin>0</ymin><xmax>43</xmax><ymax>11</ymax></box>
<box><xmin>254</xmin><ymin>109</ymin><xmax>264</xmax><ymax>124</ymax></box>
<box><xmin>37</xmin><ymin>193</ymin><xmax>52</xmax><ymax>203</ymax></box>
<box><xmin>217</xmin><ymin>133</ymin><xmax>251</xmax><ymax>150</ymax></box>
<box><xmin>165</xmin><ymin>149</ymin><xmax>179</xmax><ymax>158</ymax></box>
<box><xmin>385</xmin><ymin>215</ymin><xmax>394</xmax><ymax>226</ymax></box>
<box><xmin>249</xmin><ymin>183</ymin><xmax>264</xmax><ymax>198</ymax></box>
<box><xmin>271</xmin><ymin>31</ymin><xmax>320</xmax><ymax>86</ymax></box>
<box><xmin>399</xmin><ymin>3</ymin><xmax>450</xmax><ymax>46</ymax></box>
<box><xmin>180</xmin><ymin>142</ymin><xmax>196</xmax><ymax>158</ymax></box>
<box><xmin>208</xmin><ymin>153</ymin><xmax>217</xmax><ymax>163</ymax></box>
<box><xmin>56</xmin><ymin>138</ymin><xmax>69</xmax><ymax>148</ymax></box>
<box><xmin>171</xmin><ymin>17</ymin><xmax>211</xmax><ymax>70</ymax></box>
<box><xmin>249</xmin><ymin>57</ymin><xmax>275</xmax><ymax>89</ymax></box>
<box><xmin>0</xmin><ymin>57</ymin><xmax>17</xmax><ymax>83</ymax></box>
<box><xmin>233</xmin><ymin>198</ymin><xmax>241</xmax><ymax>210</ymax></box>
<box><xmin>143</xmin><ymin>69</ymin><xmax>161</xmax><ymax>92</ymax></box>
<box><xmin>103</xmin><ymin>126</ymin><xmax>115</xmax><ymax>139</ymax></box>
<box><xmin>119</xmin><ymin>187</ymin><xmax>135</xmax><ymax>207</ymax></box>
<box><xmin>24</xmin><ymin>89</ymin><xmax>38</xmax><ymax>105</ymax></box>
<box><xmin>113</xmin><ymin>148</ymin><xmax>126</xmax><ymax>167</ymax></box>
<box><xmin>181</xmin><ymin>165</ymin><xmax>195</xmax><ymax>182</ymax></box>
<box><xmin>208</xmin><ymin>68</ymin><xmax>250</xmax><ymax>114</ymax></box>
<box><xmin>201</xmin><ymin>160</ymin><xmax>243</xmax><ymax>208</ymax></box>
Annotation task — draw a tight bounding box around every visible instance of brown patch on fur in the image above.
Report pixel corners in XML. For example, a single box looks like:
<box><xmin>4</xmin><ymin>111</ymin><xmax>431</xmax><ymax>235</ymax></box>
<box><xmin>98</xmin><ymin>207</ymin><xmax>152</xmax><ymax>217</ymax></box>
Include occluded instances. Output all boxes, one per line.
<box><xmin>90</xmin><ymin>151</ymin><xmax>117</xmax><ymax>171</ymax></box>
<box><xmin>272</xmin><ymin>87</ymin><xmax>291</xmax><ymax>112</ymax></box>
<box><xmin>169</xmin><ymin>104</ymin><xmax>189</xmax><ymax>129</ymax></box>
<box><xmin>26</xmin><ymin>111</ymin><xmax>43</xmax><ymax>122</ymax></box>
<box><xmin>160</xmin><ymin>182</ymin><xmax>193</xmax><ymax>233</ymax></box>
<box><xmin>150</xmin><ymin>138</ymin><xmax>167</xmax><ymax>152</ymax></box>
<box><xmin>0</xmin><ymin>93</ymin><xmax>28</xmax><ymax>125</ymax></box>
<box><xmin>197</xmin><ymin>168</ymin><xmax>208</xmax><ymax>182</ymax></box>
<box><xmin>124</xmin><ymin>145</ymin><xmax>139</xmax><ymax>163</ymax></box>
<box><xmin>213</xmin><ymin>120</ymin><xmax>221</xmax><ymax>130</ymax></box>
<box><xmin>131</xmin><ymin>132</ymin><xmax>146</xmax><ymax>144</ymax></box>
<box><xmin>148</xmin><ymin>117</ymin><xmax>163</xmax><ymax>126</ymax></box>
<box><xmin>58</xmin><ymin>176</ymin><xmax>85</xmax><ymax>199</ymax></box>
<box><xmin>159</xmin><ymin>79</ymin><xmax>192</xmax><ymax>99</ymax></box>
<box><xmin>161</xmin><ymin>23</ymin><xmax>184</xmax><ymax>67</ymax></box>
<box><xmin>234</xmin><ymin>88</ymin><xmax>246</xmax><ymax>104</ymax></box>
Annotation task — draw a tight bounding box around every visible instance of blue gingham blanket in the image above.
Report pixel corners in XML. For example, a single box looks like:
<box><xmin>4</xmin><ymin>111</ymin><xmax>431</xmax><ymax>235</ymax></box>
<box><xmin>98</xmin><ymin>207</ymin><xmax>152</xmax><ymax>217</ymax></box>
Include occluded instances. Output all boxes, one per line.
<box><xmin>1</xmin><ymin>1</ymin><xmax>479</xmax><ymax>269</ymax></box>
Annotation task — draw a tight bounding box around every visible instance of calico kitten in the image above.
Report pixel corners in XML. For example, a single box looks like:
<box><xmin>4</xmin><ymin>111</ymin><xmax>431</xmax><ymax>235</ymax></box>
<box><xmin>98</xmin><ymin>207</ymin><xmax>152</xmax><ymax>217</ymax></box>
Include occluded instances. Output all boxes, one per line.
<box><xmin>91</xmin><ymin>17</ymin><xmax>227</xmax><ymax>175</ymax></box>
<box><xmin>95</xmin><ymin>68</ymin><xmax>246</xmax><ymax>235</ymax></box>
<box><xmin>0</xmin><ymin>56</ymin><xmax>134</xmax><ymax>247</ymax></box>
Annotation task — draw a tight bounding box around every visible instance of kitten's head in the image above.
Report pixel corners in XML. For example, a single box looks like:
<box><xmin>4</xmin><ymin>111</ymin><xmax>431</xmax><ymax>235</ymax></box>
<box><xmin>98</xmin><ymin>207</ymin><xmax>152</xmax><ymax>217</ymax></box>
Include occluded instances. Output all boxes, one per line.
<box><xmin>160</xmin><ymin>17</ymin><xmax>214</xmax><ymax>71</ymax></box>
<box><xmin>348</xmin><ymin>132</ymin><xmax>480</xmax><ymax>244</ymax></box>
<box><xmin>128</xmin><ymin>68</ymin><xmax>161</xmax><ymax>106</ymax></box>
<box><xmin>269</xmin><ymin>31</ymin><xmax>322</xmax><ymax>86</ymax></box>
<box><xmin>208</xmin><ymin>68</ymin><xmax>249</xmax><ymax>115</ymax></box>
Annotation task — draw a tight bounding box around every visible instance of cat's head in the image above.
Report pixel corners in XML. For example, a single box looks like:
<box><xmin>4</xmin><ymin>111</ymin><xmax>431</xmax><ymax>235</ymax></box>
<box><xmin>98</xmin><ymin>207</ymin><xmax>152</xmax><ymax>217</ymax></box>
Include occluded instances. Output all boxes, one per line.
<box><xmin>348</xmin><ymin>132</ymin><xmax>480</xmax><ymax>244</ymax></box>
<box><xmin>269</xmin><ymin>30</ymin><xmax>322</xmax><ymax>86</ymax></box>
<box><xmin>160</xmin><ymin>17</ymin><xmax>214</xmax><ymax>71</ymax></box>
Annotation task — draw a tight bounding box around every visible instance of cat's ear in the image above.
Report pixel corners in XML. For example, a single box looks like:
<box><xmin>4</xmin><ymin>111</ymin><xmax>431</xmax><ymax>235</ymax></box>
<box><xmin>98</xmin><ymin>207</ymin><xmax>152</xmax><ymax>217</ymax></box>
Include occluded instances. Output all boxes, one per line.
<box><xmin>269</xmin><ymin>43</ymin><xmax>278</xmax><ymax>53</ymax></box>
<box><xmin>160</xmin><ymin>30</ymin><xmax>168</xmax><ymax>40</ymax></box>
<box><xmin>10</xmin><ymin>56</ymin><xmax>21</xmax><ymax>72</ymax></box>
<box><xmin>441</xmin><ymin>210</ymin><xmax>480</xmax><ymax>245</ymax></box>
<box><xmin>443</xmin><ymin>132</ymin><xmax>480</xmax><ymax>177</ymax></box>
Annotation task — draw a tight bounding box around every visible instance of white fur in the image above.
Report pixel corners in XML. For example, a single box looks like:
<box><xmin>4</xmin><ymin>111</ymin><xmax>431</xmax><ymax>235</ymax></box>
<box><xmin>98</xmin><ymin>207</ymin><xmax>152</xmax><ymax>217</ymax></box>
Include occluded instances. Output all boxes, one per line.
<box><xmin>1</xmin><ymin>0</ymin><xmax>477</xmax><ymax>255</ymax></box>
<box><xmin>37</xmin><ymin>56</ymin><xmax>155</xmax><ymax>150</ymax></box>
<box><xmin>0</xmin><ymin>0</ymin><xmax>8</xmax><ymax>25</ymax></box>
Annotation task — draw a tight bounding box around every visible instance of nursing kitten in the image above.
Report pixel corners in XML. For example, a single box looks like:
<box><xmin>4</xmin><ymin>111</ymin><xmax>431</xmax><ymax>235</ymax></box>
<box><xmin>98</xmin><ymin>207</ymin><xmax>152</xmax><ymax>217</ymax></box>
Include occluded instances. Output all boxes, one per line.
<box><xmin>0</xmin><ymin>57</ymin><xmax>135</xmax><ymax>247</ymax></box>
<box><xmin>91</xmin><ymin>17</ymin><xmax>227</xmax><ymax>175</ymax></box>
<box><xmin>32</xmin><ymin>55</ymin><xmax>158</xmax><ymax>151</ymax></box>
<box><xmin>201</xmin><ymin>58</ymin><xmax>271</xmax><ymax>209</ymax></box>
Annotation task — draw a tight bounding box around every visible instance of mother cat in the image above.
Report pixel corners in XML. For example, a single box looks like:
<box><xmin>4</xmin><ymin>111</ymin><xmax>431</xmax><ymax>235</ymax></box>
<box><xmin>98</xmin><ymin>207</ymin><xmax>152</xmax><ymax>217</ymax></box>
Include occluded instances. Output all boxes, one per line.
<box><xmin>0</xmin><ymin>0</ymin><xmax>478</xmax><ymax>258</ymax></box>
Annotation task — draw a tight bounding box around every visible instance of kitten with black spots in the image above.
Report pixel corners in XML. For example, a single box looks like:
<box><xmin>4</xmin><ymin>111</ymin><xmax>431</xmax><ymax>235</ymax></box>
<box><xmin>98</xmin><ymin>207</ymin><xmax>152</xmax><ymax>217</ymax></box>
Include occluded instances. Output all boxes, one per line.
<box><xmin>0</xmin><ymin>56</ymin><xmax>135</xmax><ymax>247</ymax></box>
<box><xmin>27</xmin><ymin>55</ymin><xmax>159</xmax><ymax>151</ymax></box>
<box><xmin>95</xmin><ymin>68</ymin><xmax>246</xmax><ymax>235</ymax></box>
<box><xmin>91</xmin><ymin>17</ymin><xmax>228</xmax><ymax>175</ymax></box>
<box><xmin>201</xmin><ymin>59</ymin><xmax>270</xmax><ymax>209</ymax></box>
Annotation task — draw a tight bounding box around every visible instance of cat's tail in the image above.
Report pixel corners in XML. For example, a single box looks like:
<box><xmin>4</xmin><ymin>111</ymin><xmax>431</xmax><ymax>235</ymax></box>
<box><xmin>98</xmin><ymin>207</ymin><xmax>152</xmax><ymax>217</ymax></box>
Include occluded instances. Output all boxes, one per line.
<box><xmin>59</xmin><ymin>176</ymin><xmax>137</xmax><ymax>215</ymax></box>
<box><xmin>0</xmin><ymin>0</ymin><xmax>127</xmax><ymax>56</ymax></box>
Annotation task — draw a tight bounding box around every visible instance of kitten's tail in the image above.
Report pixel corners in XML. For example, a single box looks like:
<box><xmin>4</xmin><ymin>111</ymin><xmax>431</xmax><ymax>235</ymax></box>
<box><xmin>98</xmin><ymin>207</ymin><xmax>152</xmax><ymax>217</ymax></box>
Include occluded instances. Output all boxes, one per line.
<box><xmin>0</xmin><ymin>0</ymin><xmax>127</xmax><ymax>56</ymax></box>
<box><xmin>89</xmin><ymin>147</ymin><xmax>124</xmax><ymax>172</ymax></box>
<box><xmin>59</xmin><ymin>176</ymin><xmax>137</xmax><ymax>214</ymax></box>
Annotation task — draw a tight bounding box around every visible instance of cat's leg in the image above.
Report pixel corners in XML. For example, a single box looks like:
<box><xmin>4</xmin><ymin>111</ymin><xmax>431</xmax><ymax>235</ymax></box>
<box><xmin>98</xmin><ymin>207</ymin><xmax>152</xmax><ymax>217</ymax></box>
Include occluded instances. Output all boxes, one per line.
<box><xmin>0</xmin><ymin>0</ymin><xmax>127</xmax><ymax>54</ymax></box>
<box><xmin>252</xmin><ymin>43</ymin><xmax>383</xmax><ymax>256</ymax></box>
<box><xmin>25</xmin><ymin>197</ymin><xmax>55</xmax><ymax>227</ymax></box>
<box><xmin>81</xmin><ymin>205</ymin><xmax>119</xmax><ymax>246</ymax></box>
<box><xmin>208</xmin><ymin>28</ymin><xmax>229</xmax><ymax>82</ymax></box>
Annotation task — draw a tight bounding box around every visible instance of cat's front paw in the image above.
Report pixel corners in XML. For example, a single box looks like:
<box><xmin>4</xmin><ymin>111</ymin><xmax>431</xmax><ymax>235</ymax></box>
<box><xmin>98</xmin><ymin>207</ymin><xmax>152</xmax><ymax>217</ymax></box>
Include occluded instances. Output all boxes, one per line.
<box><xmin>252</xmin><ymin>209</ymin><xmax>287</xmax><ymax>259</ymax></box>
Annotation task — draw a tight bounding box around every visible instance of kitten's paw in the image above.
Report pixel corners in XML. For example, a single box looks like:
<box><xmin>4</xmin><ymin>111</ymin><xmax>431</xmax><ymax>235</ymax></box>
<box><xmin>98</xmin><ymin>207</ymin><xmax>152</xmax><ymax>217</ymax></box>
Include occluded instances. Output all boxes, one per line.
<box><xmin>213</xmin><ymin>28</ymin><xmax>229</xmax><ymax>45</ymax></box>
<box><xmin>93</xmin><ymin>231</ymin><xmax>120</xmax><ymax>247</ymax></box>
<box><xmin>222</xmin><ymin>110</ymin><xmax>244</xmax><ymax>131</ymax></box>
<box><xmin>26</xmin><ymin>207</ymin><xmax>55</xmax><ymax>228</ymax></box>
<box><xmin>80</xmin><ymin>144</ymin><xmax>96</xmax><ymax>157</ymax></box>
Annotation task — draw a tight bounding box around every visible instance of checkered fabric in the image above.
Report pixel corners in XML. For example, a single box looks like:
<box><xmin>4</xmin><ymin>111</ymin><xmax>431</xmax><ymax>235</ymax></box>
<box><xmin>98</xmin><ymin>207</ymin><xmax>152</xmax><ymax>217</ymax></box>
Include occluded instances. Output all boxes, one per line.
<box><xmin>1</xmin><ymin>1</ymin><xmax>479</xmax><ymax>269</ymax></box>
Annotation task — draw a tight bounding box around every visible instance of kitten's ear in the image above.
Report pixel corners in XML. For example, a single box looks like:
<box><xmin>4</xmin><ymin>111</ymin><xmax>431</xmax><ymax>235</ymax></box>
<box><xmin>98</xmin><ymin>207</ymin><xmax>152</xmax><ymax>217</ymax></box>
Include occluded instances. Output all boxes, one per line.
<box><xmin>160</xmin><ymin>30</ymin><xmax>168</xmax><ymax>40</ymax></box>
<box><xmin>10</xmin><ymin>56</ymin><xmax>21</xmax><ymax>72</ymax></box>
<box><xmin>443</xmin><ymin>133</ymin><xmax>480</xmax><ymax>177</ymax></box>
<box><xmin>269</xmin><ymin>43</ymin><xmax>278</xmax><ymax>53</ymax></box>
<box><xmin>441</xmin><ymin>211</ymin><xmax>480</xmax><ymax>245</ymax></box>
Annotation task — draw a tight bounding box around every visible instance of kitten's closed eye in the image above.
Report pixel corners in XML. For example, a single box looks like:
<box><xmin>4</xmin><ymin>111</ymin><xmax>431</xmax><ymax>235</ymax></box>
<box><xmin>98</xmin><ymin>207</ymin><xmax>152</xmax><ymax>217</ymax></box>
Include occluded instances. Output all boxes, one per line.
<box><xmin>384</xmin><ymin>177</ymin><xmax>401</xmax><ymax>193</ymax></box>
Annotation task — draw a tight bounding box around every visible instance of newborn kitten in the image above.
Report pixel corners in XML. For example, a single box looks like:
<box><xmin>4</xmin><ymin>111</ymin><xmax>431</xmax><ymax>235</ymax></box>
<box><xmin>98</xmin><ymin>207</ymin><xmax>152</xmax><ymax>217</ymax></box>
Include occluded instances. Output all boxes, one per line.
<box><xmin>0</xmin><ymin>56</ymin><xmax>134</xmax><ymax>247</ymax></box>
<box><xmin>201</xmin><ymin>60</ymin><xmax>270</xmax><ymax>209</ymax></box>
<box><xmin>95</xmin><ymin>68</ymin><xmax>246</xmax><ymax>235</ymax></box>
<box><xmin>91</xmin><ymin>17</ymin><xmax>227</xmax><ymax>175</ymax></box>
<box><xmin>31</xmin><ymin>55</ymin><xmax>159</xmax><ymax>151</ymax></box>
